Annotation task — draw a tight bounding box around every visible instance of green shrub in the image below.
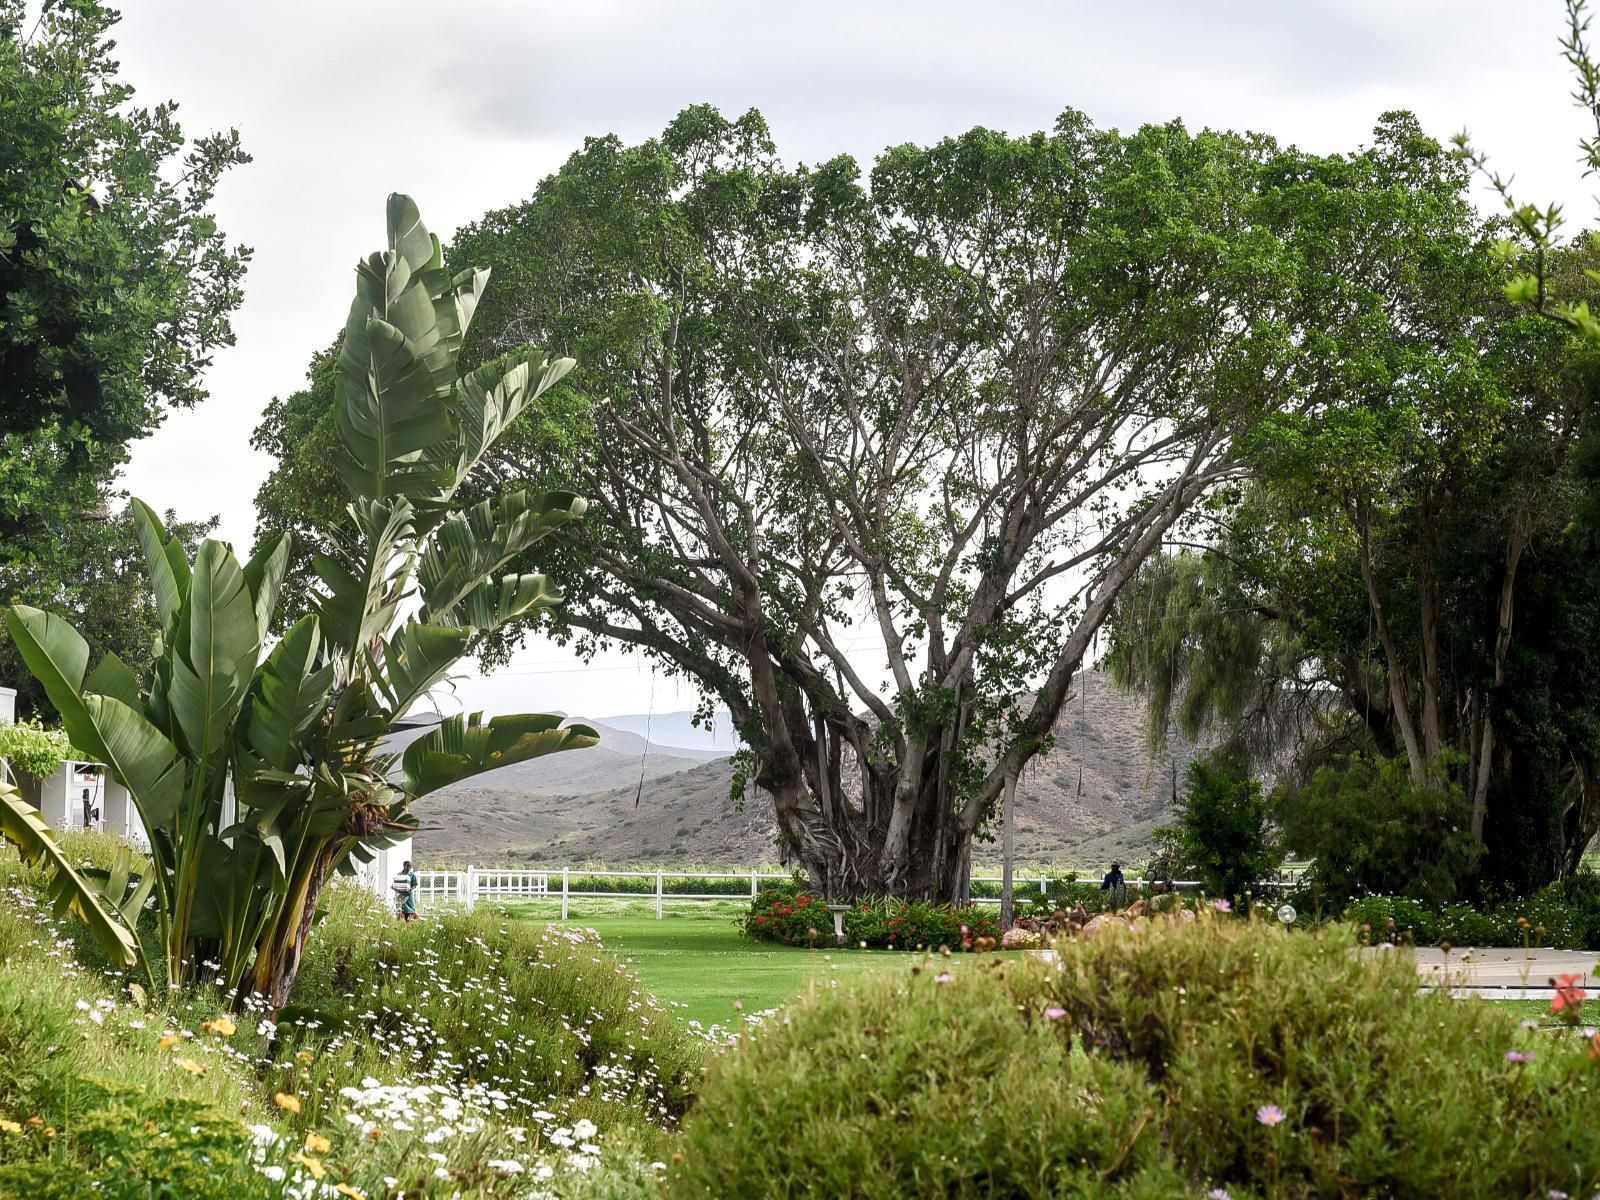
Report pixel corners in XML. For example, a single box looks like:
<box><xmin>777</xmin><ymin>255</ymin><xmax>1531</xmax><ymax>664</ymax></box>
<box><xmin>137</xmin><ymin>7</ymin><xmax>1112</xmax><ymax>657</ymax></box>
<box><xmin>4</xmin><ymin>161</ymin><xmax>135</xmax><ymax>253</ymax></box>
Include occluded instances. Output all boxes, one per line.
<box><xmin>0</xmin><ymin>720</ymin><xmax>77</xmax><ymax>781</ymax></box>
<box><xmin>739</xmin><ymin>887</ymin><xmax>1001</xmax><ymax>950</ymax></box>
<box><xmin>669</xmin><ymin>917</ymin><xmax>1600</xmax><ymax>1199</ymax></box>
<box><xmin>1178</xmin><ymin>751</ymin><xmax>1280</xmax><ymax>903</ymax></box>
<box><xmin>1343</xmin><ymin>873</ymin><xmax>1600</xmax><ymax>949</ymax></box>
<box><xmin>737</xmin><ymin>885</ymin><xmax>836</xmax><ymax>946</ymax></box>
<box><xmin>284</xmin><ymin>883</ymin><xmax>700</xmax><ymax>1125</ymax></box>
<box><xmin>1274</xmin><ymin>754</ymin><xmax>1477</xmax><ymax>906</ymax></box>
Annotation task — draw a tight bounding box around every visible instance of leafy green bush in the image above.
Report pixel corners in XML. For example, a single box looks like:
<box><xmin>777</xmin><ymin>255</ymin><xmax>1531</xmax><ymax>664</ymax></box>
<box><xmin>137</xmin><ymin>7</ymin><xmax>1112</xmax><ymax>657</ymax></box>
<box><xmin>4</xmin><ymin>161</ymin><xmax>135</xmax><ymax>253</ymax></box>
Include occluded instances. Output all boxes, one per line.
<box><xmin>737</xmin><ymin>885</ymin><xmax>836</xmax><ymax>946</ymax></box>
<box><xmin>669</xmin><ymin>916</ymin><xmax>1600</xmax><ymax>1199</ymax></box>
<box><xmin>1178</xmin><ymin>750</ymin><xmax>1279</xmax><ymax>902</ymax></box>
<box><xmin>738</xmin><ymin>887</ymin><xmax>1001</xmax><ymax>950</ymax></box>
<box><xmin>1274</xmin><ymin>753</ymin><xmax>1477</xmax><ymax>906</ymax></box>
<box><xmin>0</xmin><ymin>851</ymin><xmax>695</xmax><ymax>1197</ymax></box>
<box><xmin>0</xmin><ymin>720</ymin><xmax>76</xmax><ymax>781</ymax></box>
<box><xmin>1344</xmin><ymin>873</ymin><xmax>1600</xmax><ymax>949</ymax></box>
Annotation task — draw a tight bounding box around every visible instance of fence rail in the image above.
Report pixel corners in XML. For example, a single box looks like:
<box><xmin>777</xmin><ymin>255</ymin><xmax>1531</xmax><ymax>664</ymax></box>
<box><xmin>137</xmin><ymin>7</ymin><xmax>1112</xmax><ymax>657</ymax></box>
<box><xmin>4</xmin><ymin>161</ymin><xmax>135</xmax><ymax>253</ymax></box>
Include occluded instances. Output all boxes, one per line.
<box><xmin>401</xmin><ymin>867</ymin><xmax>1293</xmax><ymax>919</ymax></box>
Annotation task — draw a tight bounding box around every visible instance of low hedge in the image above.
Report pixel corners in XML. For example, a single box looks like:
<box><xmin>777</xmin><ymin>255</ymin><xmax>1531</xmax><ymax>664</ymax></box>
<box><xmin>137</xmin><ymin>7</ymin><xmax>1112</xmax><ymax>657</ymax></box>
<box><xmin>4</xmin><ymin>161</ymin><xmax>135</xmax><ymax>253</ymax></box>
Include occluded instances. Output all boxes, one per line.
<box><xmin>1344</xmin><ymin>871</ymin><xmax>1600</xmax><ymax>949</ymax></box>
<box><xmin>670</xmin><ymin>916</ymin><xmax>1600</xmax><ymax>1199</ymax></box>
<box><xmin>739</xmin><ymin>886</ymin><xmax>1001</xmax><ymax>950</ymax></box>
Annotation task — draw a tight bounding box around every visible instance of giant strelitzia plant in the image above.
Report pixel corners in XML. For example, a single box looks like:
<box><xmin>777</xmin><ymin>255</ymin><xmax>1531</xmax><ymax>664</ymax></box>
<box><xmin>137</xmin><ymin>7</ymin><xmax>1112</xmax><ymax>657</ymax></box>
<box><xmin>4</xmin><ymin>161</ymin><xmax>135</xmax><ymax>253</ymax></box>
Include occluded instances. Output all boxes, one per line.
<box><xmin>4</xmin><ymin>195</ymin><xmax>596</xmax><ymax>1007</ymax></box>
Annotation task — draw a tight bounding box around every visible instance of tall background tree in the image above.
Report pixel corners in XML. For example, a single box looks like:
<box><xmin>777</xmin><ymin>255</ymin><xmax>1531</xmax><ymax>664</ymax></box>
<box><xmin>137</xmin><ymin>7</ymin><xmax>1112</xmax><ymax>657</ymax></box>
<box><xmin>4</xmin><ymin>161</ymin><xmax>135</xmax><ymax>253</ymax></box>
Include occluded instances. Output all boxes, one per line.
<box><xmin>0</xmin><ymin>0</ymin><xmax>248</xmax><ymax>689</ymax></box>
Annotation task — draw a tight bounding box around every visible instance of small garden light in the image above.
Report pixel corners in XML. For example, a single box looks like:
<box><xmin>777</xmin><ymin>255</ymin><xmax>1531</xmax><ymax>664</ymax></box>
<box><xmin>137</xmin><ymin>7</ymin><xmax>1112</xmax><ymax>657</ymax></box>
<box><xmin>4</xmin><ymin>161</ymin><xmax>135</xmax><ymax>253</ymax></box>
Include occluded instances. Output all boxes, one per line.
<box><xmin>1276</xmin><ymin>904</ymin><xmax>1297</xmax><ymax>927</ymax></box>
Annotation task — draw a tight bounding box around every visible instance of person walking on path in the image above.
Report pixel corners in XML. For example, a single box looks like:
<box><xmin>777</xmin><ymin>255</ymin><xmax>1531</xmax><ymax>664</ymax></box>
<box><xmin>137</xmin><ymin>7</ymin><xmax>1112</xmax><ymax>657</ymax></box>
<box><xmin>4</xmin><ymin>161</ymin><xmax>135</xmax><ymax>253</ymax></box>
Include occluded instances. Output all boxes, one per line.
<box><xmin>394</xmin><ymin>859</ymin><xmax>419</xmax><ymax>921</ymax></box>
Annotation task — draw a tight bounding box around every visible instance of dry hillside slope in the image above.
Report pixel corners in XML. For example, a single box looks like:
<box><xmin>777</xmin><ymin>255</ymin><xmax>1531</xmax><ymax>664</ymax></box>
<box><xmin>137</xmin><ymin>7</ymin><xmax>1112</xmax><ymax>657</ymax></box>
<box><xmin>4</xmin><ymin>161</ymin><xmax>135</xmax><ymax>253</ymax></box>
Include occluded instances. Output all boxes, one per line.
<box><xmin>413</xmin><ymin>672</ymin><xmax>1195</xmax><ymax>869</ymax></box>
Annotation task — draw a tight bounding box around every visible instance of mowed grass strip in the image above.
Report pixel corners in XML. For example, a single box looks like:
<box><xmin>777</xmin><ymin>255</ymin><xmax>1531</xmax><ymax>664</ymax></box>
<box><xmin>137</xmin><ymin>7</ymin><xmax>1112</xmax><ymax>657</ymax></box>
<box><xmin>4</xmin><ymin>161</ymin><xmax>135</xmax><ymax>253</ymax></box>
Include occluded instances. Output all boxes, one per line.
<box><xmin>494</xmin><ymin>900</ymin><xmax>987</xmax><ymax>1028</ymax></box>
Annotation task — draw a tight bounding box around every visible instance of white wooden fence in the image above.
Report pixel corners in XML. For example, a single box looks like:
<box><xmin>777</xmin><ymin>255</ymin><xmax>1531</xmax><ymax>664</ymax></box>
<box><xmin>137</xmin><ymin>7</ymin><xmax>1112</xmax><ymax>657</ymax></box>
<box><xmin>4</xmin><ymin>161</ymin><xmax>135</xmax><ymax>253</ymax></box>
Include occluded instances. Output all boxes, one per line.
<box><xmin>403</xmin><ymin>867</ymin><xmax>1288</xmax><ymax>919</ymax></box>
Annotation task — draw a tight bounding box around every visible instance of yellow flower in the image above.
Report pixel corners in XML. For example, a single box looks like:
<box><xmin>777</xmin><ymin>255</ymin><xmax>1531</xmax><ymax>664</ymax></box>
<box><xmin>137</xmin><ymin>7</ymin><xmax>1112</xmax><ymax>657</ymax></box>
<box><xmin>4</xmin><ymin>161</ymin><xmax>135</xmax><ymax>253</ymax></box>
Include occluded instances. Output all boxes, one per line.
<box><xmin>42</xmin><ymin>1127</ymin><xmax>55</xmax><ymax>1139</ymax></box>
<box><xmin>159</xmin><ymin>1034</ymin><xmax>180</xmax><ymax>1049</ymax></box>
<box><xmin>0</xmin><ymin>1120</ymin><xmax>20</xmax><ymax>1134</ymax></box>
<box><xmin>365</xmin><ymin>1125</ymin><xmax>383</xmax><ymax>1140</ymax></box>
<box><xmin>175</xmin><ymin>1058</ymin><xmax>206</xmax><ymax>1075</ymax></box>
<box><xmin>274</xmin><ymin>1092</ymin><xmax>301</xmax><ymax>1114</ymax></box>
<box><xmin>335</xmin><ymin>1185</ymin><xmax>366</xmax><ymax>1200</ymax></box>
<box><xmin>304</xmin><ymin>1132</ymin><xmax>331</xmax><ymax>1154</ymax></box>
<box><xmin>295</xmin><ymin>1049</ymin><xmax>315</xmax><ymax>1064</ymax></box>
<box><xmin>291</xmin><ymin>1153</ymin><xmax>326</xmax><ymax>1180</ymax></box>
<box><xmin>202</xmin><ymin>1017</ymin><xmax>237</xmax><ymax>1037</ymax></box>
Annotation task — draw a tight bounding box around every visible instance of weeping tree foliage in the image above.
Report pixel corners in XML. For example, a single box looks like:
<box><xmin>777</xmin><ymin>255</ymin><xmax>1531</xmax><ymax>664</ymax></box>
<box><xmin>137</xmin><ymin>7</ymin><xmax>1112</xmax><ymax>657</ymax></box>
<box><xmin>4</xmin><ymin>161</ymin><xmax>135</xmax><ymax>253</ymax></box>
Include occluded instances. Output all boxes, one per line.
<box><xmin>2</xmin><ymin>196</ymin><xmax>595</xmax><ymax>1006</ymax></box>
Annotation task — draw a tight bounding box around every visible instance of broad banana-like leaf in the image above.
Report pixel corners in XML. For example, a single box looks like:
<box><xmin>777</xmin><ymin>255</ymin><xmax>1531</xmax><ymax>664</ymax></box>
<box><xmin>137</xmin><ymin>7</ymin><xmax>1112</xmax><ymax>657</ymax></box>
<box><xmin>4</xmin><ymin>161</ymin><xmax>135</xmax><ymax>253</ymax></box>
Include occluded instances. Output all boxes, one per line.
<box><xmin>168</xmin><ymin>541</ymin><xmax>260</xmax><ymax>759</ymax></box>
<box><xmin>86</xmin><ymin>652</ymin><xmax>143</xmax><ymax>712</ymax></box>
<box><xmin>242</xmin><ymin>615</ymin><xmax>332</xmax><ymax>775</ymax></box>
<box><xmin>314</xmin><ymin>499</ymin><xmax>414</xmax><ymax>658</ymax></box>
<box><xmin>4</xmin><ymin>606</ymin><xmax>107</xmax><ymax>764</ymax></box>
<box><xmin>418</xmin><ymin>489</ymin><xmax>587</xmax><ymax>621</ymax></box>
<box><xmin>243</xmin><ymin>533</ymin><xmax>292</xmax><ymax>642</ymax></box>
<box><xmin>449</xmin><ymin>347</ymin><xmax>576</xmax><ymax>493</ymax></box>
<box><xmin>402</xmin><ymin>712</ymin><xmax>598</xmax><ymax>798</ymax></box>
<box><xmin>130</xmin><ymin>500</ymin><xmax>191</xmax><ymax>642</ymax></box>
<box><xmin>82</xmin><ymin>844</ymin><xmax>159</xmax><ymax>973</ymax></box>
<box><xmin>0</xmin><ymin>780</ymin><xmax>140</xmax><ymax>969</ymax></box>
<box><xmin>82</xmin><ymin>695</ymin><xmax>188</xmax><ymax>829</ymax></box>
<box><xmin>336</xmin><ymin>314</ymin><xmax>453</xmax><ymax>502</ymax></box>
<box><xmin>448</xmin><ymin>573</ymin><xmax>563</xmax><ymax>634</ymax></box>
<box><xmin>371</xmin><ymin>622</ymin><xmax>469</xmax><ymax>718</ymax></box>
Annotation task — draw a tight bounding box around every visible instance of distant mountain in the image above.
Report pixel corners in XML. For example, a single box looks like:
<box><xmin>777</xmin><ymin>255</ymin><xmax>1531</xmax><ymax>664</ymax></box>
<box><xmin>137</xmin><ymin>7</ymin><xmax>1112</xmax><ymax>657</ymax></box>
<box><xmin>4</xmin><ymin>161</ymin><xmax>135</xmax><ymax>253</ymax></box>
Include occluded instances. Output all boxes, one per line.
<box><xmin>412</xmin><ymin>672</ymin><xmax>1194</xmax><ymax>871</ymax></box>
<box><xmin>592</xmin><ymin>710</ymin><xmax>741</xmax><ymax>755</ymax></box>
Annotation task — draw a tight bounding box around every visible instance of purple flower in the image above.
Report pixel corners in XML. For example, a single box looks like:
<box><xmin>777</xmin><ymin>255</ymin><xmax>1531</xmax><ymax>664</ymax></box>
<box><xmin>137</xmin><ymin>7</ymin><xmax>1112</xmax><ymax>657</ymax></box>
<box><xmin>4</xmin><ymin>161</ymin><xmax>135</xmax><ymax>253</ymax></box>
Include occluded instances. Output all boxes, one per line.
<box><xmin>1255</xmin><ymin>1104</ymin><xmax>1286</xmax><ymax>1127</ymax></box>
<box><xmin>1212</xmin><ymin>899</ymin><xmax>1233</xmax><ymax>913</ymax></box>
<box><xmin>1506</xmin><ymin>1050</ymin><xmax>1534</xmax><ymax>1063</ymax></box>
<box><xmin>935</xmin><ymin>972</ymin><xmax>953</xmax><ymax>984</ymax></box>
<box><xmin>1209</xmin><ymin>1190</ymin><xmax>1233</xmax><ymax>1200</ymax></box>
<box><xmin>1044</xmin><ymin>1006</ymin><xmax>1067</xmax><ymax>1020</ymax></box>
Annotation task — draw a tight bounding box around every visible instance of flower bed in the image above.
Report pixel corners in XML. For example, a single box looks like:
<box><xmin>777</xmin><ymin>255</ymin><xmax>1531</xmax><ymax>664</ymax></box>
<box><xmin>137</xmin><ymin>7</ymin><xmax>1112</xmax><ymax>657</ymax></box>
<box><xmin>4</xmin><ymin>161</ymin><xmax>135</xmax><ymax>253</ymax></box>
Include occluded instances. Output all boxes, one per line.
<box><xmin>1343</xmin><ymin>872</ymin><xmax>1600</xmax><ymax>949</ymax></box>
<box><xmin>738</xmin><ymin>886</ymin><xmax>1001</xmax><ymax>950</ymax></box>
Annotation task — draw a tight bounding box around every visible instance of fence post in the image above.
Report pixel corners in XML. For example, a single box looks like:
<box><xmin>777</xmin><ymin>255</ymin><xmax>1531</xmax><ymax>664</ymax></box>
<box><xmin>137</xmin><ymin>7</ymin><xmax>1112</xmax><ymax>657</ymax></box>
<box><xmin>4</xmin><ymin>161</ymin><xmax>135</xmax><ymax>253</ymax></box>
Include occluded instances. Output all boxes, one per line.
<box><xmin>750</xmin><ymin>868</ymin><xmax>758</xmax><ymax>900</ymax></box>
<box><xmin>655</xmin><ymin>869</ymin><xmax>664</xmax><ymax>920</ymax></box>
<box><xmin>465</xmin><ymin>865</ymin><xmax>475</xmax><ymax>914</ymax></box>
<box><xmin>561</xmin><ymin>867</ymin><xmax>569</xmax><ymax>921</ymax></box>
<box><xmin>1039</xmin><ymin>872</ymin><xmax>1046</xmax><ymax>895</ymax></box>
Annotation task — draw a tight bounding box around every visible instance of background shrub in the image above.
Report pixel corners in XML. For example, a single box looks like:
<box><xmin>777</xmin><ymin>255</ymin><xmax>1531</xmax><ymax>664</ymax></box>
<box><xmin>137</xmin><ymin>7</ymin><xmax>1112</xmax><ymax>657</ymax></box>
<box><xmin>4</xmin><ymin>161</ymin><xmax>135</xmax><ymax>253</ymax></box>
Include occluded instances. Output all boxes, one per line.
<box><xmin>1343</xmin><ymin>872</ymin><xmax>1600</xmax><ymax>949</ymax></box>
<box><xmin>669</xmin><ymin>917</ymin><xmax>1600</xmax><ymax>1199</ymax></box>
<box><xmin>739</xmin><ymin>888</ymin><xmax>1000</xmax><ymax>950</ymax></box>
<box><xmin>1274</xmin><ymin>754</ymin><xmax>1478</xmax><ymax>906</ymax></box>
<box><xmin>1177</xmin><ymin>750</ymin><xmax>1280</xmax><ymax>902</ymax></box>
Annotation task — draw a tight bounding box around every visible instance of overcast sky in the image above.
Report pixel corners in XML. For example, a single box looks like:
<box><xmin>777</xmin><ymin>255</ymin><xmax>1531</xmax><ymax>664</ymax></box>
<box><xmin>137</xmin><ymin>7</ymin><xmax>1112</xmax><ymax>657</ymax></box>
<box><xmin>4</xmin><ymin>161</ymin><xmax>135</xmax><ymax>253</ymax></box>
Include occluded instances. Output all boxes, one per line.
<box><xmin>107</xmin><ymin>0</ymin><xmax>1595</xmax><ymax>723</ymax></box>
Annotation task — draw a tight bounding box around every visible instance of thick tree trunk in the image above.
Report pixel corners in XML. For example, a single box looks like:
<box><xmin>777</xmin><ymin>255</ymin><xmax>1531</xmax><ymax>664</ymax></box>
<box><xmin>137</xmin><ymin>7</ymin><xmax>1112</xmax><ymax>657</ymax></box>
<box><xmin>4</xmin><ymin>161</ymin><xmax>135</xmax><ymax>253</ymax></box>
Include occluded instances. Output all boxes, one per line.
<box><xmin>1562</xmin><ymin>760</ymin><xmax>1600</xmax><ymax>877</ymax></box>
<box><xmin>1417</xmin><ymin>502</ymin><xmax>1446</xmax><ymax>768</ymax></box>
<box><xmin>241</xmin><ymin>840</ymin><xmax>340</xmax><ymax>1013</ymax></box>
<box><xmin>1356</xmin><ymin>512</ymin><xmax>1426</xmax><ymax>787</ymax></box>
<box><xmin>1472</xmin><ymin>512</ymin><xmax>1530</xmax><ymax>844</ymax></box>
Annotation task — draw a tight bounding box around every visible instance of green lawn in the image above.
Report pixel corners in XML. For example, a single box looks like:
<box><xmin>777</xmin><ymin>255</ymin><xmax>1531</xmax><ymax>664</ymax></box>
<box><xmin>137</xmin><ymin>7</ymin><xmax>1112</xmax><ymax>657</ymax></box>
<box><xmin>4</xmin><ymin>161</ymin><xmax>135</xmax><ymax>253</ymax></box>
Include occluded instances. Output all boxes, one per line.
<box><xmin>493</xmin><ymin>899</ymin><xmax>972</xmax><ymax>1028</ymax></box>
<box><xmin>486</xmin><ymin>899</ymin><xmax>1570</xmax><ymax>1031</ymax></box>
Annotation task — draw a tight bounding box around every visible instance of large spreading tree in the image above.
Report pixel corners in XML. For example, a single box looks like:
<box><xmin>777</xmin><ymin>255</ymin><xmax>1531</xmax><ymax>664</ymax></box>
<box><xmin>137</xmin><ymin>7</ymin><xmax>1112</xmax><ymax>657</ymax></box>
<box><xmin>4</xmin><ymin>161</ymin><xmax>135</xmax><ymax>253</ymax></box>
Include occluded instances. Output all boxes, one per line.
<box><xmin>444</xmin><ymin>107</ymin><xmax>1309</xmax><ymax>900</ymax></box>
<box><xmin>0</xmin><ymin>0</ymin><xmax>248</xmax><ymax>585</ymax></box>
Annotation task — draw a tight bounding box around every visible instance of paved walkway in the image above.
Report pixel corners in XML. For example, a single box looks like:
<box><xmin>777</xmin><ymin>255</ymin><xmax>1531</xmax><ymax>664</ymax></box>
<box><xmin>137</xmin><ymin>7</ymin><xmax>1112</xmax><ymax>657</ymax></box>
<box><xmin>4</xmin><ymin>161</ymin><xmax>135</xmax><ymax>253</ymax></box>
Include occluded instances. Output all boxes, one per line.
<box><xmin>1382</xmin><ymin>947</ymin><xmax>1597</xmax><ymax>998</ymax></box>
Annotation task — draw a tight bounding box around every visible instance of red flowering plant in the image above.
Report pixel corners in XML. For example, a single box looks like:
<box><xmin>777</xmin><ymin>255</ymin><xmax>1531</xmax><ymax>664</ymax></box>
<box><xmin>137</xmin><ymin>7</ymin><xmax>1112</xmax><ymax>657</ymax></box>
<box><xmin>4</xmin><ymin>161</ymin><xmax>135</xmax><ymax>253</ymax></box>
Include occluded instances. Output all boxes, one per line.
<box><xmin>738</xmin><ymin>885</ymin><xmax>835</xmax><ymax>946</ymax></box>
<box><xmin>1551</xmin><ymin>972</ymin><xmax>1588</xmax><ymax>1026</ymax></box>
<box><xmin>740</xmin><ymin>888</ymin><xmax>1001</xmax><ymax>950</ymax></box>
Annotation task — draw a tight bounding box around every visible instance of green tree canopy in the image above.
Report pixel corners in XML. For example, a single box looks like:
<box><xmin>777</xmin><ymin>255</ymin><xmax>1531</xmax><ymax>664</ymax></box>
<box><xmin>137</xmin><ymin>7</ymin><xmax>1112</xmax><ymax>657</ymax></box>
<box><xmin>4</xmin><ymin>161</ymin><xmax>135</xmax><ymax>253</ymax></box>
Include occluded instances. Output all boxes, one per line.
<box><xmin>0</xmin><ymin>0</ymin><xmax>248</xmax><ymax>598</ymax></box>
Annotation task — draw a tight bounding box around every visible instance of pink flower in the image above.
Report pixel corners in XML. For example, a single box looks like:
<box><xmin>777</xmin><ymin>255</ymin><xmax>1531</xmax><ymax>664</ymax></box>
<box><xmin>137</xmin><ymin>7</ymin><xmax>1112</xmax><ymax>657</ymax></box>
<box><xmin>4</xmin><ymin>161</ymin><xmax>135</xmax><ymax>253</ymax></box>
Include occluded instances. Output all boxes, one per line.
<box><xmin>1506</xmin><ymin>1050</ymin><xmax>1534</xmax><ymax>1063</ymax></box>
<box><xmin>1255</xmin><ymin>1104</ymin><xmax>1285</xmax><ymax>1127</ymax></box>
<box><xmin>1044</xmin><ymin>1006</ymin><xmax>1067</xmax><ymax>1020</ymax></box>
<box><xmin>1212</xmin><ymin>899</ymin><xmax>1233</xmax><ymax>913</ymax></box>
<box><xmin>1209</xmin><ymin>1190</ymin><xmax>1233</xmax><ymax>1200</ymax></box>
<box><xmin>935</xmin><ymin>972</ymin><xmax>953</xmax><ymax>984</ymax></box>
